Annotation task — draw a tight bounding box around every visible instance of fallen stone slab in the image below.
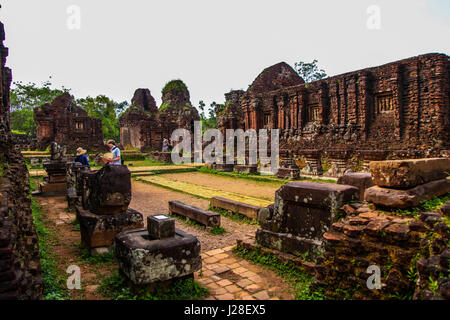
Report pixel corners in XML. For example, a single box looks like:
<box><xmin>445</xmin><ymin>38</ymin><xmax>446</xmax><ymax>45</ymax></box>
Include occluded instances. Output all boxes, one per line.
<box><xmin>114</xmin><ymin>228</ymin><xmax>201</xmax><ymax>285</ymax></box>
<box><xmin>234</xmin><ymin>164</ymin><xmax>258</xmax><ymax>174</ymax></box>
<box><xmin>370</xmin><ymin>158</ymin><xmax>450</xmax><ymax>188</ymax></box>
<box><xmin>169</xmin><ymin>200</ymin><xmax>220</xmax><ymax>227</ymax></box>
<box><xmin>337</xmin><ymin>172</ymin><xmax>374</xmax><ymax>200</ymax></box>
<box><xmin>215</xmin><ymin>163</ymin><xmax>234</xmax><ymax>172</ymax></box>
<box><xmin>210</xmin><ymin>196</ymin><xmax>261</xmax><ymax>219</ymax></box>
<box><xmin>364</xmin><ymin>178</ymin><xmax>450</xmax><ymax>209</ymax></box>
<box><xmin>76</xmin><ymin>206</ymin><xmax>144</xmax><ymax>248</ymax></box>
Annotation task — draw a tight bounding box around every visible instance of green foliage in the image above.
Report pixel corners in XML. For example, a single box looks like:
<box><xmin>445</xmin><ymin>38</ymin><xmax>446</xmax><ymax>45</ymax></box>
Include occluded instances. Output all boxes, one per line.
<box><xmin>161</xmin><ymin>79</ymin><xmax>188</xmax><ymax>96</ymax></box>
<box><xmin>159</xmin><ymin>102</ymin><xmax>173</xmax><ymax>113</ymax></box>
<box><xmin>428</xmin><ymin>276</ymin><xmax>439</xmax><ymax>296</ymax></box>
<box><xmin>294</xmin><ymin>59</ymin><xmax>327</xmax><ymax>83</ymax></box>
<box><xmin>209</xmin><ymin>226</ymin><xmax>227</xmax><ymax>235</ymax></box>
<box><xmin>197</xmin><ymin>100</ymin><xmax>218</xmax><ymax>132</ymax></box>
<box><xmin>31</xmin><ymin>196</ymin><xmax>68</xmax><ymax>300</ymax></box>
<box><xmin>78</xmin><ymin>247</ymin><xmax>115</xmax><ymax>265</ymax></box>
<box><xmin>76</xmin><ymin>95</ymin><xmax>128</xmax><ymax>141</ymax></box>
<box><xmin>393</xmin><ymin>193</ymin><xmax>450</xmax><ymax>217</ymax></box>
<box><xmin>98</xmin><ymin>271</ymin><xmax>209</xmax><ymax>300</ymax></box>
<box><xmin>10</xmin><ymin>80</ymin><xmax>70</xmax><ymax>135</ymax></box>
<box><xmin>233</xmin><ymin>246</ymin><xmax>326</xmax><ymax>300</ymax></box>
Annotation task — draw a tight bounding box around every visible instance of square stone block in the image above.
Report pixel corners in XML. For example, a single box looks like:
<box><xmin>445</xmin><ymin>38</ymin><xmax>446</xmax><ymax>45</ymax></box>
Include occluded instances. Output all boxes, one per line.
<box><xmin>276</xmin><ymin>181</ymin><xmax>359</xmax><ymax>210</ymax></box>
<box><xmin>76</xmin><ymin>206</ymin><xmax>144</xmax><ymax>248</ymax></box>
<box><xmin>114</xmin><ymin>228</ymin><xmax>202</xmax><ymax>285</ymax></box>
<box><xmin>147</xmin><ymin>215</ymin><xmax>175</xmax><ymax>239</ymax></box>
<box><xmin>337</xmin><ymin>172</ymin><xmax>374</xmax><ymax>200</ymax></box>
<box><xmin>210</xmin><ymin>197</ymin><xmax>260</xmax><ymax>219</ymax></box>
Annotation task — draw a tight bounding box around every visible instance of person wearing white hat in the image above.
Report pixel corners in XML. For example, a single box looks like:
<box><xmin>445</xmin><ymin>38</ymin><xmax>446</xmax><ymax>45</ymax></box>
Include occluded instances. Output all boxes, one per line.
<box><xmin>106</xmin><ymin>140</ymin><xmax>122</xmax><ymax>165</ymax></box>
<box><xmin>75</xmin><ymin>147</ymin><xmax>90</xmax><ymax>167</ymax></box>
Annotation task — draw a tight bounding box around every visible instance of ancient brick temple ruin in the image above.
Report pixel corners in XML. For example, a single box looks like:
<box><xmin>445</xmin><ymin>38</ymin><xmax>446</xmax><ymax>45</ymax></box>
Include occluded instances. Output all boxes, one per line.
<box><xmin>0</xmin><ymin>21</ymin><xmax>43</xmax><ymax>299</ymax></box>
<box><xmin>119</xmin><ymin>80</ymin><xmax>200</xmax><ymax>151</ymax></box>
<box><xmin>34</xmin><ymin>93</ymin><xmax>104</xmax><ymax>151</ymax></box>
<box><xmin>217</xmin><ymin>53</ymin><xmax>450</xmax><ymax>156</ymax></box>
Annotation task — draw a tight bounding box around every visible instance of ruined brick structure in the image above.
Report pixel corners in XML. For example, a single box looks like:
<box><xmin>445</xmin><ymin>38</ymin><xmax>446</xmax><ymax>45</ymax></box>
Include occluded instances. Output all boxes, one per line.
<box><xmin>0</xmin><ymin>21</ymin><xmax>43</xmax><ymax>299</ymax></box>
<box><xmin>217</xmin><ymin>53</ymin><xmax>450</xmax><ymax>156</ymax></box>
<box><xmin>34</xmin><ymin>93</ymin><xmax>104</xmax><ymax>151</ymax></box>
<box><xmin>120</xmin><ymin>81</ymin><xmax>200</xmax><ymax>151</ymax></box>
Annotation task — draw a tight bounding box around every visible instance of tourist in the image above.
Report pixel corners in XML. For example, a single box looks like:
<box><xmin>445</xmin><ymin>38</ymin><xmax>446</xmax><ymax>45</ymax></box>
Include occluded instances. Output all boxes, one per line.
<box><xmin>106</xmin><ymin>140</ymin><xmax>122</xmax><ymax>165</ymax></box>
<box><xmin>162</xmin><ymin>138</ymin><xmax>169</xmax><ymax>152</ymax></box>
<box><xmin>168</xmin><ymin>138</ymin><xmax>174</xmax><ymax>152</ymax></box>
<box><xmin>75</xmin><ymin>147</ymin><xmax>90</xmax><ymax>167</ymax></box>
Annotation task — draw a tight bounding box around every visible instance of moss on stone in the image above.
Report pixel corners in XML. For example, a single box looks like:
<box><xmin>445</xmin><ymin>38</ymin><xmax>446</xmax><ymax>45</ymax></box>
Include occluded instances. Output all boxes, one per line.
<box><xmin>162</xmin><ymin>80</ymin><xmax>188</xmax><ymax>96</ymax></box>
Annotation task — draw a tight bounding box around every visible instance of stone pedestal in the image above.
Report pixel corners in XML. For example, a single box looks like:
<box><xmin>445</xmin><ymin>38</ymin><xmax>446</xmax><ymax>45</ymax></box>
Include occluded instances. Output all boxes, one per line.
<box><xmin>357</xmin><ymin>150</ymin><xmax>389</xmax><ymax>172</ymax></box>
<box><xmin>276</xmin><ymin>149</ymin><xmax>300</xmax><ymax>179</ymax></box>
<box><xmin>300</xmin><ymin>149</ymin><xmax>323</xmax><ymax>176</ymax></box>
<box><xmin>325</xmin><ymin>149</ymin><xmax>352</xmax><ymax>178</ymax></box>
<box><xmin>39</xmin><ymin>160</ymin><xmax>67</xmax><ymax>195</ymax></box>
<box><xmin>77</xmin><ymin>165</ymin><xmax>143</xmax><ymax>253</ymax></box>
<box><xmin>81</xmin><ymin>165</ymin><xmax>131</xmax><ymax>215</ymax></box>
<box><xmin>256</xmin><ymin>181</ymin><xmax>359</xmax><ymax>256</ymax></box>
<box><xmin>76</xmin><ymin>206</ymin><xmax>143</xmax><ymax>250</ymax></box>
<box><xmin>66</xmin><ymin>161</ymin><xmax>90</xmax><ymax>209</ymax></box>
<box><xmin>337</xmin><ymin>172</ymin><xmax>374</xmax><ymax>200</ymax></box>
<box><xmin>114</xmin><ymin>214</ymin><xmax>202</xmax><ymax>286</ymax></box>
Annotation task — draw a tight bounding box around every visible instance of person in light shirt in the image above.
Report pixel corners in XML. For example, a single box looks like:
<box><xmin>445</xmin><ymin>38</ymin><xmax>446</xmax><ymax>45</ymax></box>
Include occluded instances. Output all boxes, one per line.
<box><xmin>105</xmin><ymin>140</ymin><xmax>121</xmax><ymax>165</ymax></box>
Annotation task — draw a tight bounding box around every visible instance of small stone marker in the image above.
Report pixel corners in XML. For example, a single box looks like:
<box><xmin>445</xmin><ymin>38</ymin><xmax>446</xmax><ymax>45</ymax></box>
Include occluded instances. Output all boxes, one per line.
<box><xmin>147</xmin><ymin>215</ymin><xmax>175</xmax><ymax>239</ymax></box>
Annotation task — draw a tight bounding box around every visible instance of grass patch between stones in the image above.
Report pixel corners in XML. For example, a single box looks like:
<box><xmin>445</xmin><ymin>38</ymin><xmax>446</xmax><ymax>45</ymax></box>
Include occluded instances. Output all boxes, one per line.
<box><xmin>98</xmin><ymin>270</ymin><xmax>209</xmax><ymax>300</ymax></box>
<box><xmin>30</xmin><ymin>179</ymin><xmax>69</xmax><ymax>300</ymax></box>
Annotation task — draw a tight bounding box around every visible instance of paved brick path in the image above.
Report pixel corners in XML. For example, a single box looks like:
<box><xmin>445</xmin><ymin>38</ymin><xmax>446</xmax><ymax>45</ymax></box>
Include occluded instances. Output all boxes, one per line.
<box><xmin>195</xmin><ymin>245</ymin><xmax>293</xmax><ymax>300</ymax></box>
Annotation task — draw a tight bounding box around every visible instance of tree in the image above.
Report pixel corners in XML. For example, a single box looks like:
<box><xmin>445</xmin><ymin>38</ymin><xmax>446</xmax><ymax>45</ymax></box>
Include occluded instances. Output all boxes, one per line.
<box><xmin>10</xmin><ymin>79</ymin><xmax>70</xmax><ymax>135</ymax></box>
<box><xmin>76</xmin><ymin>95</ymin><xmax>129</xmax><ymax>141</ymax></box>
<box><xmin>294</xmin><ymin>59</ymin><xmax>327</xmax><ymax>83</ymax></box>
<box><xmin>197</xmin><ymin>100</ymin><xmax>217</xmax><ymax>133</ymax></box>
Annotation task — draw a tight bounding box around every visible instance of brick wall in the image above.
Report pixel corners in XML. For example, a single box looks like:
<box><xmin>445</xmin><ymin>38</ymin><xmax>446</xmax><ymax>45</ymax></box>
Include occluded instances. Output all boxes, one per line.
<box><xmin>218</xmin><ymin>53</ymin><xmax>450</xmax><ymax>156</ymax></box>
<box><xmin>0</xmin><ymin>21</ymin><xmax>43</xmax><ymax>300</ymax></box>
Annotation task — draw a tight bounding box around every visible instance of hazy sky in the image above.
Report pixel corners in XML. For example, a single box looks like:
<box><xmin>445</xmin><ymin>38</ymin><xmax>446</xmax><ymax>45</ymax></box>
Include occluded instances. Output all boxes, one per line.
<box><xmin>0</xmin><ymin>0</ymin><xmax>449</xmax><ymax>112</ymax></box>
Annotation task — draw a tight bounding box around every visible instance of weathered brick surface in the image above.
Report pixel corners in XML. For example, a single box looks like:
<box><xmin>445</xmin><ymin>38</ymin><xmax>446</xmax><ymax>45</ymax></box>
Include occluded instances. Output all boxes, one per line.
<box><xmin>34</xmin><ymin>93</ymin><xmax>104</xmax><ymax>151</ymax></box>
<box><xmin>217</xmin><ymin>53</ymin><xmax>450</xmax><ymax>157</ymax></box>
<box><xmin>316</xmin><ymin>202</ymin><xmax>449</xmax><ymax>300</ymax></box>
<box><xmin>0</xmin><ymin>21</ymin><xmax>43</xmax><ymax>299</ymax></box>
<box><xmin>120</xmin><ymin>83</ymin><xmax>200</xmax><ymax>151</ymax></box>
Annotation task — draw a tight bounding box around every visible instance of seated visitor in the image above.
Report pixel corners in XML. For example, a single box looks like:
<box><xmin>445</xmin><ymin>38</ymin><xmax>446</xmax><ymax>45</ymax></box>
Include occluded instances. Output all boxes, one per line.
<box><xmin>162</xmin><ymin>138</ymin><xmax>169</xmax><ymax>152</ymax></box>
<box><xmin>75</xmin><ymin>147</ymin><xmax>90</xmax><ymax>167</ymax></box>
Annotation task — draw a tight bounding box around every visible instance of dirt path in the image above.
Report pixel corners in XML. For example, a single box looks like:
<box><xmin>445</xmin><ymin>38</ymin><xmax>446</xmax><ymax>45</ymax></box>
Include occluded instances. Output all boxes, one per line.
<box><xmin>162</xmin><ymin>172</ymin><xmax>279</xmax><ymax>201</ymax></box>
<box><xmin>34</xmin><ymin>180</ymin><xmax>294</xmax><ymax>300</ymax></box>
<box><xmin>130</xmin><ymin>180</ymin><xmax>258</xmax><ymax>252</ymax></box>
<box><xmin>36</xmin><ymin>195</ymin><xmax>115</xmax><ymax>300</ymax></box>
